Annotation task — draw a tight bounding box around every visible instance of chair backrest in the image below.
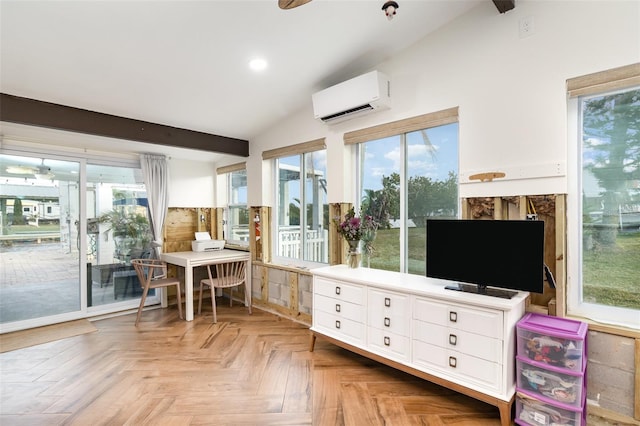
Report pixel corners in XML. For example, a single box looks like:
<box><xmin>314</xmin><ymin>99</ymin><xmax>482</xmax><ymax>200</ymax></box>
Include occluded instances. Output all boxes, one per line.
<box><xmin>208</xmin><ymin>261</ymin><xmax>246</xmax><ymax>288</ymax></box>
<box><xmin>132</xmin><ymin>258</ymin><xmax>167</xmax><ymax>288</ymax></box>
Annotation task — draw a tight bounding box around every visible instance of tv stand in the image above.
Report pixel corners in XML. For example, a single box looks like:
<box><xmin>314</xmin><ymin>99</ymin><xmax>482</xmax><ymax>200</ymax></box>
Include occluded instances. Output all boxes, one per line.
<box><xmin>310</xmin><ymin>265</ymin><xmax>529</xmax><ymax>426</ymax></box>
<box><xmin>445</xmin><ymin>282</ymin><xmax>517</xmax><ymax>299</ymax></box>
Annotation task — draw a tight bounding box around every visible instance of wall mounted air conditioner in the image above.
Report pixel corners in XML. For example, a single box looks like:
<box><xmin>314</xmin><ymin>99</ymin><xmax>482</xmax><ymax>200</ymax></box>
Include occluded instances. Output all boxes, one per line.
<box><xmin>312</xmin><ymin>70</ymin><xmax>390</xmax><ymax>124</ymax></box>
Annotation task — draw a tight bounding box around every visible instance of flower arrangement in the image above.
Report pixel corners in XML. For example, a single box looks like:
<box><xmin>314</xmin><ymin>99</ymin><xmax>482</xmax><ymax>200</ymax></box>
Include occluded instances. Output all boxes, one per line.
<box><xmin>335</xmin><ymin>207</ymin><xmax>379</xmax><ymax>268</ymax></box>
<box><xmin>335</xmin><ymin>207</ymin><xmax>379</xmax><ymax>247</ymax></box>
<box><xmin>336</xmin><ymin>207</ymin><xmax>363</xmax><ymax>242</ymax></box>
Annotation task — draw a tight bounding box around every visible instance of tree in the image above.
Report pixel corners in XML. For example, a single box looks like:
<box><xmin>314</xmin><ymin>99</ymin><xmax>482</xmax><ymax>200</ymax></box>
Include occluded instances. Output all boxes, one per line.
<box><xmin>12</xmin><ymin>198</ymin><xmax>26</xmax><ymax>225</ymax></box>
<box><xmin>583</xmin><ymin>89</ymin><xmax>640</xmax><ymax>244</ymax></box>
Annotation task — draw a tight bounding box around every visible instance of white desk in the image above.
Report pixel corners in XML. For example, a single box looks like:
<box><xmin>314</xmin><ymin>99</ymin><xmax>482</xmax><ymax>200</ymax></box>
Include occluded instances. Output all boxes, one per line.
<box><xmin>161</xmin><ymin>249</ymin><xmax>251</xmax><ymax>321</ymax></box>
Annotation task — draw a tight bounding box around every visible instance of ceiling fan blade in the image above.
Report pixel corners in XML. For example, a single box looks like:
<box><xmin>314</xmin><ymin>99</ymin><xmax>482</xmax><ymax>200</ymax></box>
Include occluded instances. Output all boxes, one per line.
<box><xmin>278</xmin><ymin>0</ymin><xmax>312</xmax><ymax>10</ymax></box>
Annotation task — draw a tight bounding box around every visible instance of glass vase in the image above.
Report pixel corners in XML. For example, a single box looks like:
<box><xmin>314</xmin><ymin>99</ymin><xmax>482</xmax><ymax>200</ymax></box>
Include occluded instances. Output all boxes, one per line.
<box><xmin>346</xmin><ymin>240</ymin><xmax>360</xmax><ymax>268</ymax></box>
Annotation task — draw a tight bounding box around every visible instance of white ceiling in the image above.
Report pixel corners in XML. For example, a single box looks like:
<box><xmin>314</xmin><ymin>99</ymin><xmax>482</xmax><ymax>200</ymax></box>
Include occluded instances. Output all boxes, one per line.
<box><xmin>0</xmin><ymin>0</ymin><xmax>484</xmax><ymax>162</ymax></box>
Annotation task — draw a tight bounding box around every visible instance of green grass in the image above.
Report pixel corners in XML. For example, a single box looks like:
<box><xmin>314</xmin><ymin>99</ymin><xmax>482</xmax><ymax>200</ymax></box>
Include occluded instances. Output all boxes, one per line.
<box><xmin>582</xmin><ymin>231</ymin><xmax>640</xmax><ymax>309</ymax></box>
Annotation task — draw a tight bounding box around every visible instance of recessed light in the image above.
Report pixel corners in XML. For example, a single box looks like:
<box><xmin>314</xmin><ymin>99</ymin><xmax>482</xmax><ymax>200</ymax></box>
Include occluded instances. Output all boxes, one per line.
<box><xmin>249</xmin><ymin>58</ymin><xmax>268</xmax><ymax>72</ymax></box>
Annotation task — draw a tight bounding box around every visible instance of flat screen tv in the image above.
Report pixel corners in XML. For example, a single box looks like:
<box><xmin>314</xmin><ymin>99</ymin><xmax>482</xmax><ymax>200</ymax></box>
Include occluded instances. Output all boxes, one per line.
<box><xmin>425</xmin><ymin>219</ymin><xmax>545</xmax><ymax>299</ymax></box>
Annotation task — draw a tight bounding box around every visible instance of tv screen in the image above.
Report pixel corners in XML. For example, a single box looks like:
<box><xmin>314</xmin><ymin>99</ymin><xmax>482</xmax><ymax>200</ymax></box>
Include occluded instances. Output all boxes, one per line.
<box><xmin>425</xmin><ymin>219</ymin><xmax>545</xmax><ymax>299</ymax></box>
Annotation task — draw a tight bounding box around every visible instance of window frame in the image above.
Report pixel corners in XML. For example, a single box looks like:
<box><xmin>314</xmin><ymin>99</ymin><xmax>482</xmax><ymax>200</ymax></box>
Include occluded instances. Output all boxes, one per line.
<box><xmin>217</xmin><ymin>163</ymin><xmax>249</xmax><ymax>247</ymax></box>
<box><xmin>566</xmin><ymin>63</ymin><xmax>640</xmax><ymax>330</ymax></box>
<box><xmin>264</xmin><ymin>139</ymin><xmax>328</xmax><ymax>267</ymax></box>
<box><xmin>352</xmin><ymin>108</ymin><xmax>460</xmax><ymax>274</ymax></box>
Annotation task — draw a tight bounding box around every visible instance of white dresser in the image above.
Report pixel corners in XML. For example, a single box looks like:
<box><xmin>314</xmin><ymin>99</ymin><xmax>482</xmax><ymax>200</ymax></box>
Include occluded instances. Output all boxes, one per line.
<box><xmin>310</xmin><ymin>265</ymin><xmax>528</xmax><ymax>426</ymax></box>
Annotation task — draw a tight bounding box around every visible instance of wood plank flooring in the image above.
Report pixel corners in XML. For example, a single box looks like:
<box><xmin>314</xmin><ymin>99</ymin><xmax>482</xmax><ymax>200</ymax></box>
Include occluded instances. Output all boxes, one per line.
<box><xmin>1</xmin><ymin>301</ymin><xmax>505</xmax><ymax>425</ymax></box>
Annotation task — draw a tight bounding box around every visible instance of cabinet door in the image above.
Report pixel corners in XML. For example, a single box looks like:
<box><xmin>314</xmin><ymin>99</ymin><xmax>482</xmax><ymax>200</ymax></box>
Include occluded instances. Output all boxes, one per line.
<box><xmin>368</xmin><ymin>288</ymin><xmax>411</xmax><ymax>336</ymax></box>
<box><xmin>315</xmin><ymin>293</ymin><xmax>364</xmax><ymax>323</ymax></box>
<box><xmin>314</xmin><ymin>310</ymin><xmax>365</xmax><ymax>344</ymax></box>
<box><xmin>413</xmin><ymin>340</ymin><xmax>502</xmax><ymax>391</ymax></box>
<box><xmin>315</xmin><ymin>277</ymin><xmax>365</xmax><ymax>305</ymax></box>
<box><xmin>368</xmin><ymin>327</ymin><xmax>410</xmax><ymax>361</ymax></box>
<box><xmin>413</xmin><ymin>320</ymin><xmax>502</xmax><ymax>363</ymax></box>
<box><xmin>414</xmin><ymin>297</ymin><xmax>503</xmax><ymax>339</ymax></box>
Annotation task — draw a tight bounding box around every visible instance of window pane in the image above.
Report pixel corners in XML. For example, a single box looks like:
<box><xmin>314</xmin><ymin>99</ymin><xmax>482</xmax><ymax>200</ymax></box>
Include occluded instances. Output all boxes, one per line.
<box><xmin>406</xmin><ymin>124</ymin><xmax>459</xmax><ymax>275</ymax></box>
<box><xmin>304</xmin><ymin>151</ymin><xmax>328</xmax><ymax>263</ymax></box>
<box><xmin>227</xmin><ymin>170</ymin><xmax>248</xmax><ymax>243</ymax></box>
<box><xmin>360</xmin><ymin>136</ymin><xmax>402</xmax><ymax>272</ymax></box>
<box><xmin>277</xmin><ymin>155</ymin><xmax>302</xmax><ymax>259</ymax></box>
<box><xmin>580</xmin><ymin>88</ymin><xmax>640</xmax><ymax>315</ymax></box>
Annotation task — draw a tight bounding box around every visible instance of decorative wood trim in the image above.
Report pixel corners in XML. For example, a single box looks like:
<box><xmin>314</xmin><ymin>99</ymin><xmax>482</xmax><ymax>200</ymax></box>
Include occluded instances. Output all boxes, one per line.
<box><xmin>250</xmin><ymin>206</ymin><xmax>271</xmax><ymax>263</ymax></box>
<box><xmin>0</xmin><ymin>93</ymin><xmax>249</xmax><ymax>156</ymax></box>
<box><xmin>567</xmin><ymin>63</ymin><xmax>640</xmax><ymax>98</ymax></box>
<box><xmin>216</xmin><ymin>162</ymin><xmax>246</xmax><ymax>175</ymax></box>
<box><xmin>262</xmin><ymin>138</ymin><xmax>326</xmax><ymax>160</ymax></box>
<box><xmin>289</xmin><ymin>272</ymin><xmax>299</xmax><ymax>318</ymax></box>
<box><xmin>343</xmin><ymin>107</ymin><xmax>458</xmax><ymax>145</ymax></box>
<box><xmin>329</xmin><ymin>203</ymin><xmax>352</xmax><ymax>265</ymax></box>
<box><xmin>555</xmin><ymin>194</ymin><xmax>567</xmax><ymax>317</ymax></box>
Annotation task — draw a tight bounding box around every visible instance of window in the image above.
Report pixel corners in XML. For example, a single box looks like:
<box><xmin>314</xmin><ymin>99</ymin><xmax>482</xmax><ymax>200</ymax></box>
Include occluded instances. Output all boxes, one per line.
<box><xmin>264</xmin><ymin>139</ymin><xmax>328</xmax><ymax>264</ymax></box>
<box><xmin>217</xmin><ymin>163</ymin><xmax>248</xmax><ymax>245</ymax></box>
<box><xmin>348</xmin><ymin>108</ymin><xmax>459</xmax><ymax>274</ymax></box>
<box><xmin>567</xmin><ymin>64</ymin><xmax>640</xmax><ymax>330</ymax></box>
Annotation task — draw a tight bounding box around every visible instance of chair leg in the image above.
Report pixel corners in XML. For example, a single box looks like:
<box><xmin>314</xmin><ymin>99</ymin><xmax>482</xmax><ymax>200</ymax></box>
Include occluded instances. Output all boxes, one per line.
<box><xmin>135</xmin><ymin>286</ymin><xmax>150</xmax><ymax>326</ymax></box>
<box><xmin>198</xmin><ymin>282</ymin><xmax>204</xmax><ymax>315</ymax></box>
<box><xmin>175</xmin><ymin>283</ymin><xmax>183</xmax><ymax>320</ymax></box>
<box><xmin>229</xmin><ymin>287</ymin><xmax>233</xmax><ymax>307</ymax></box>
<box><xmin>211</xmin><ymin>286</ymin><xmax>217</xmax><ymax>323</ymax></box>
<box><xmin>245</xmin><ymin>282</ymin><xmax>252</xmax><ymax>315</ymax></box>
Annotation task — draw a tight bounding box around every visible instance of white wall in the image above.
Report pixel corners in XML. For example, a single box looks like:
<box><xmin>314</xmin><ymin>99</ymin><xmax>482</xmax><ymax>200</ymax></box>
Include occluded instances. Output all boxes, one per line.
<box><xmin>167</xmin><ymin>158</ymin><xmax>216</xmax><ymax>207</ymax></box>
<box><xmin>246</xmin><ymin>0</ymin><xmax>639</xmax><ymax>205</ymax></box>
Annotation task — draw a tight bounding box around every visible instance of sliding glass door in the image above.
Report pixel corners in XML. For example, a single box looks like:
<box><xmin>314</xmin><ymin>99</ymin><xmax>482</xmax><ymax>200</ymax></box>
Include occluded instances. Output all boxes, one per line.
<box><xmin>86</xmin><ymin>163</ymin><xmax>158</xmax><ymax>311</ymax></box>
<box><xmin>0</xmin><ymin>154</ymin><xmax>82</xmax><ymax>329</ymax></box>
<box><xmin>0</xmin><ymin>152</ymin><xmax>156</xmax><ymax>332</ymax></box>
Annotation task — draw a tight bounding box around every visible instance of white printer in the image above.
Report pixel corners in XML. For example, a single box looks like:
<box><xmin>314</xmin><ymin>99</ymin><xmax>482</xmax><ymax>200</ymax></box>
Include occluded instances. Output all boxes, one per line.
<box><xmin>191</xmin><ymin>232</ymin><xmax>225</xmax><ymax>252</ymax></box>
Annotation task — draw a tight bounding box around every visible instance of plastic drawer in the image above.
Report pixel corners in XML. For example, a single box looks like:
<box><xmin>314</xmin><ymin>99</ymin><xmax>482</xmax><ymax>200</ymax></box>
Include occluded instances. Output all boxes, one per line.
<box><xmin>517</xmin><ymin>313</ymin><xmax>587</xmax><ymax>372</ymax></box>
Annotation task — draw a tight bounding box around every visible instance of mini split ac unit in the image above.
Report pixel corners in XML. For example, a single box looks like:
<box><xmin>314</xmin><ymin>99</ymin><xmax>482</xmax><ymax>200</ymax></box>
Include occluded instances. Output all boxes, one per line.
<box><xmin>312</xmin><ymin>70</ymin><xmax>390</xmax><ymax>124</ymax></box>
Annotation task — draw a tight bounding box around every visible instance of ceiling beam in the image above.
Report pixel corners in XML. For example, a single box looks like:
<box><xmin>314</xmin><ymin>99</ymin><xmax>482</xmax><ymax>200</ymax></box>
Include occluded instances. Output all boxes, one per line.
<box><xmin>492</xmin><ymin>0</ymin><xmax>515</xmax><ymax>14</ymax></box>
<box><xmin>0</xmin><ymin>93</ymin><xmax>249</xmax><ymax>157</ymax></box>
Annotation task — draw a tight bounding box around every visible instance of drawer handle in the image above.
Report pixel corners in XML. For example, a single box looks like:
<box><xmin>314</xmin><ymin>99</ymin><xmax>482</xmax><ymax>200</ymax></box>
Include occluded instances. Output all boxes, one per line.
<box><xmin>449</xmin><ymin>311</ymin><xmax>457</xmax><ymax>323</ymax></box>
<box><xmin>384</xmin><ymin>297</ymin><xmax>391</xmax><ymax>307</ymax></box>
<box><xmin>384</xmin><ymin>336</ymin><xmax>391</xmax><ymax>346</ymax></box>
<box><xmin>449</xmin><ymin>334</ymin><xmax>457</xmax><ymax>346</ymax></box>
<box><xmin>335</xmin><ymin>304</ymin><xmax>341</xmax><ymax>312</ymax></box>
<box><xmin>335</xmin><ymin>320</ymin><xmax>341</xmax><ymax>329</ymax></box>
<box><xmin>449</xmin><ymin>356</ymin><xmax>457</xmax><ymax>368</ymax></box>
<box><xmin>384</xmin><ymin>317</ymin><xmax>391</xmax><ymax>327</ymax></box>
<box><xmin>335</xmin><ymin>286</ymin><xmax>341</xmax><ymax>295</ymax></box>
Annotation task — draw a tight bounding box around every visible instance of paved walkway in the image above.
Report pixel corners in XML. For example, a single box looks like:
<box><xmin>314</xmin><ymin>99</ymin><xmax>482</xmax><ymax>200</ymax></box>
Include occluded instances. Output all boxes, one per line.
<box><xmin>0</xmin><ymin>241</ymin><xmax>132</xmax><ymax>324</ymax></box>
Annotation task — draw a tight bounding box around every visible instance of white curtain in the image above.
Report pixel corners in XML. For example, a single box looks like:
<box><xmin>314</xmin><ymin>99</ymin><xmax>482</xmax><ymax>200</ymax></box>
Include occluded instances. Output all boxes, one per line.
<box><xmin>140</xmin><ymin>154</ymin><xmax>169</xmax><ymax>258</ymax></box>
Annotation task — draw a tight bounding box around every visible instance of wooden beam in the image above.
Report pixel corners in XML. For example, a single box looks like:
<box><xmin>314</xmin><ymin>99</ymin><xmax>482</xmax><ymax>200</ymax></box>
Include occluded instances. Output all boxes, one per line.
<box><xmin>0</xmin><ymin>93</ymin><xmax>249</xmax><ymax>157</ymax></box>
<box><xmin>492</xmin><ymin>0</ymin><xmax>515</xmax><ymax>14</ymax></box>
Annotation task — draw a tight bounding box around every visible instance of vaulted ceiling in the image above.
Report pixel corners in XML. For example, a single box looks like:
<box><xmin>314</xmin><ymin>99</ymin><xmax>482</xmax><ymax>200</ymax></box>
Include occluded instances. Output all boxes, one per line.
<box><xmin>1</xmin><ymin>1</ymin><xmax>508</xmax><ymax>162</ymax></box>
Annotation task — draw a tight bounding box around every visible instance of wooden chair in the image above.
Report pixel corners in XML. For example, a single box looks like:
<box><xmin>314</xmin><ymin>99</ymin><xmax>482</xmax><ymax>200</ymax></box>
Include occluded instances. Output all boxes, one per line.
<box><xmin>131</xmin><ymin>259</ymin><xmax>183</xmax><ymax>326</ymax></box>
<box><xmin>198</xmin><ymin>261</ymin><xmax>251</xmax><ymax>323</ymax></box>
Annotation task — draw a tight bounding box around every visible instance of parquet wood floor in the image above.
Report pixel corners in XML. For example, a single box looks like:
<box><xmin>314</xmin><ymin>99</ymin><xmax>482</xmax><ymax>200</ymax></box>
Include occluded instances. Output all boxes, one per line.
<box><xmin>1</xmin><ymin>302</ymin><xmax>505</xmax><ymax>425</ymax></box>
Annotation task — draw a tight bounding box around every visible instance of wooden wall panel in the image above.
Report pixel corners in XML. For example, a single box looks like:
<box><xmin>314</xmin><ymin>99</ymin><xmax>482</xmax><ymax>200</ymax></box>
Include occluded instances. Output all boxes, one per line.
<box><xmin>461</xmin><ymin>195</ymin><xmax>565</xmax><ymax>314</ymax></box>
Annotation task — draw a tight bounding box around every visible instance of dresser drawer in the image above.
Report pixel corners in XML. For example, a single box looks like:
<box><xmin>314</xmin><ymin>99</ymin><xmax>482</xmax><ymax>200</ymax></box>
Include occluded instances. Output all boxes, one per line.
<box><xmin>413</xmin><ymin>320</ymin><xmax>502</xmax><ymax>363</ymax></box>
<box><xmin>314</xmin><ymin>310</ymin><xmax>365</xmax><ymax>345</ymax></box>
<box><xmin>315</xmin><ymin>277</ymin><xmax>365</xmax><ymax>305</ymax></box>
<box><xmin>315</xmin><ymin>293</ymin><xmax>365</xmax><ymax>324</ymax></box>
<box><xmin>413</xmin><ymin>340</ymin><xmax>502</xmax><ymax>392</ymax></box>
<box><xmin>368</xmin><ymin>288</ymin><xmax>411</xmax><ymax>336</ymax></box>
<box><xmin>414</xmin><ymin>297</ymin><xmax>503</xmax><ymax>339</ymax></box>
<box><xmin>368</xmin><ymin>327</ymin><xmax>410</xmax><ymax>361</ymax></box>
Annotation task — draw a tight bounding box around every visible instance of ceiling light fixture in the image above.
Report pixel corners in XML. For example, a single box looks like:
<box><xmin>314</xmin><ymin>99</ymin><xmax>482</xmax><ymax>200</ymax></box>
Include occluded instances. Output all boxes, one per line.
<box><xmin>382</xmin><ymin>1</ymin><xmax>399</xmax><ymax>20</ymax></box>
<box><xmin>249</xmin><ymin>58</ymin><xmax>268</xmax><ymax>72</ymax></box>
